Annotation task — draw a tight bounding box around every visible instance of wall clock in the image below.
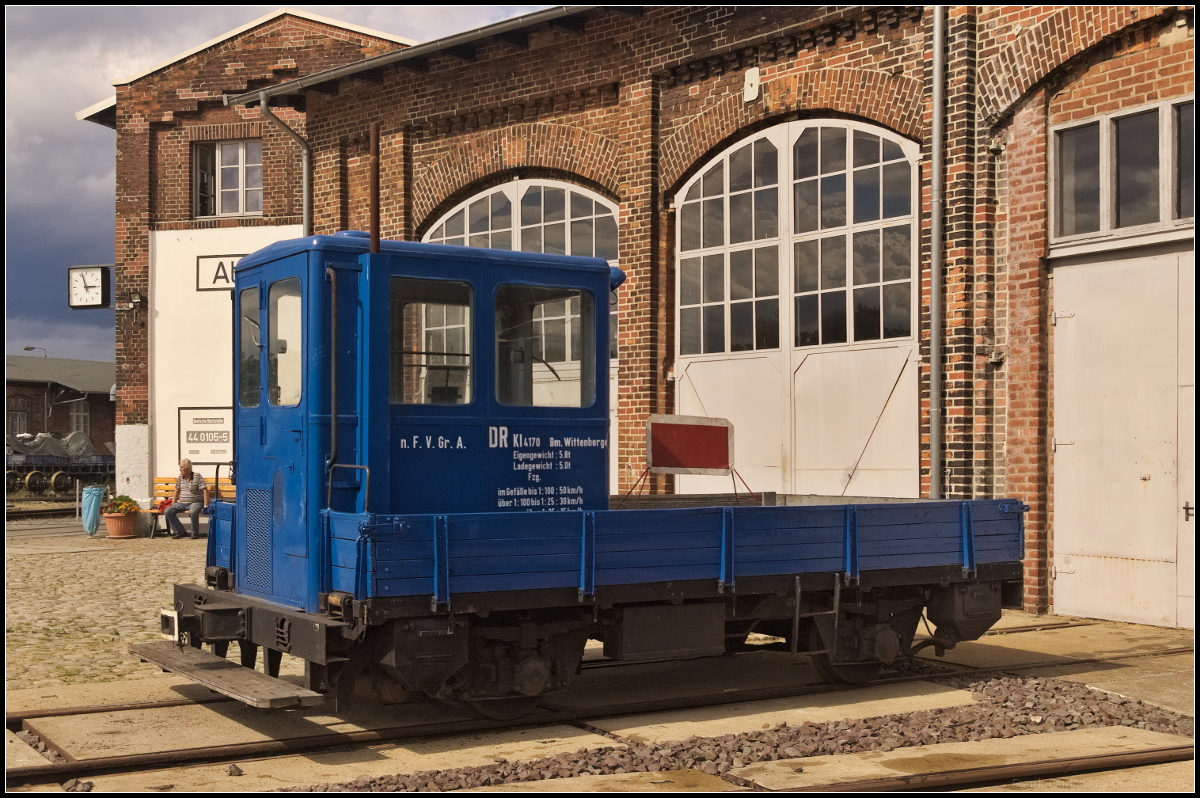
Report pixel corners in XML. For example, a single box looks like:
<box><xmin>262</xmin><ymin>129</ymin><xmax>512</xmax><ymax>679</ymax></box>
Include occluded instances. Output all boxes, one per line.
<box><xmin>68</xmin><ymin>265</ymin><xmax>112</xmax><ymax>308</ymax></box>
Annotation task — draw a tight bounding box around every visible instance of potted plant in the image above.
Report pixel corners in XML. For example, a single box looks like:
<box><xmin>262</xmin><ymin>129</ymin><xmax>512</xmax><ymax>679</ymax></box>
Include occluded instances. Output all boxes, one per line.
<box><xmin>101</xmin><ymin>495</ymin><xmax>140</xmax><ymax>539</ymax></box>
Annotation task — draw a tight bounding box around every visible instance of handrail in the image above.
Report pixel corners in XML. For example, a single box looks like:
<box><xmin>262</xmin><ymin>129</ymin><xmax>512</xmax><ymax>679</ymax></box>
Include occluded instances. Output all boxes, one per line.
<box><xmin>327</xmin><ymin>463</ymin><xmax>371</xmax><ymax>513</ymax></box>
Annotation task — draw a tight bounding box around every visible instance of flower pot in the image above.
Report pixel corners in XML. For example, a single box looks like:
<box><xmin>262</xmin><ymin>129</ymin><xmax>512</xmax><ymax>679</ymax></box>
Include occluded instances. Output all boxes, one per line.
<box><xmin>103</xmin><ymin>513</ymin><xmax>137</xmax><ymax>539</ymax></box>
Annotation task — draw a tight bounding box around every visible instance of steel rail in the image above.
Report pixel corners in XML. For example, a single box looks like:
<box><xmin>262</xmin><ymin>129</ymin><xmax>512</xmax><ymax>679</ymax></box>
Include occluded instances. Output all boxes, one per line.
<box><xmin>6</xmin><ymin>507</ymin><xmax>79</xmax><ymax>519</ymax></box>
<box><xmin>8</xmin><ymin>645</ymin><xmax>1192</xmax><ymax>784</ymax></box>
<box><xmin>7</xmin><ymin>642</ymin><xmax>1188</xmax><ymax>730</ymax></box>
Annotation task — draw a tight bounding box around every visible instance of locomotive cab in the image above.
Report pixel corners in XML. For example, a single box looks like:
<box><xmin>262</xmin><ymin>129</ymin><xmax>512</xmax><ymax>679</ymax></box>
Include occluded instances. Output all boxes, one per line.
<box><xmin>218</xmin><ymin>232</ymin><xmax>618</xmax><ymax>614</ymax></box>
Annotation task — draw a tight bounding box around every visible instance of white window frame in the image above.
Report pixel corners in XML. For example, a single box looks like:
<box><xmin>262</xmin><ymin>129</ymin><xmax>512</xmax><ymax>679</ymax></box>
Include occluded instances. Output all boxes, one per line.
<box><xmin>674</xmin><ymin>119</ymin><xmax>920</xmax><ymax>362</ymax></box>
<box><xmin>194</xmin><ymin>139</ymin><xmax>263</xmax><ymax>218</ymax></box>
<box><xmin>1050</xmin><ymin>96</ymin><xmax>1195</xmax><ymax>247</ymax></box>
<box><xmin>423</xmin><ymin>179</ymin><xmax>621</xmax><ymax>362</ymax></box>
<box><xmin>7</xmin><ymin>397</ymin><xmax>29</xmax><ymax>435</ymax></box>
<box><xmin>68</xmin><ymin>399</ymin><xmax>90</xmax><ymax>436</ymax></box>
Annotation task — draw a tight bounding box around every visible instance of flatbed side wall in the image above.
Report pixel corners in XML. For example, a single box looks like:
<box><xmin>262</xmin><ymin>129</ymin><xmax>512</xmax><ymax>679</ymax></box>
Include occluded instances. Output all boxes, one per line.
<box><xmin>321</xmin><ymin>500</ymin><xmax>1025</xmax><ymax>602</ymax></box>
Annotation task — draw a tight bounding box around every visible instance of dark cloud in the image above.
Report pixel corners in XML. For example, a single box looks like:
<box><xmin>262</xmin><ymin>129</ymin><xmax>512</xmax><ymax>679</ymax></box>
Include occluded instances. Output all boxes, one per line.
<box><xmin>5</xmin><ymin>6</ymin><xmax>544</xmax><ymax>360</ymax></box>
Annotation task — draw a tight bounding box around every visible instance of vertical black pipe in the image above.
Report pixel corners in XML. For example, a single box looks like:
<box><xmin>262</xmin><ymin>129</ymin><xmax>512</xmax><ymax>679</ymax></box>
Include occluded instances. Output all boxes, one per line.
<box><xmin>326</xmin><ymin>267</ymin><xmax>338</xmax><ymax>503</ymax></box>
<box><xmin>370</xmin><ymin>122</ymin><xmax>380</xmax><ymax>254</ymax></box>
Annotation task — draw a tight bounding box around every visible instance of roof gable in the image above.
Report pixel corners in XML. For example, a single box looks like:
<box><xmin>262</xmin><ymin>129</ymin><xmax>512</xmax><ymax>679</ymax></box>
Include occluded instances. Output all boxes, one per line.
<box><xmin>114</xmin><ymin>7</ymin><xmax>415</xmax><ymax>86</ymax></box>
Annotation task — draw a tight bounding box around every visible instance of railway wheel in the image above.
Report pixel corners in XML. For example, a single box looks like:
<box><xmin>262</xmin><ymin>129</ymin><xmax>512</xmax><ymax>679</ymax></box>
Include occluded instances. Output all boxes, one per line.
<box><xmin>464</xmin><ymin>696</ymin><xmax>541</xmax><ymax>720</ymax></box>
<box><xmin>5</xmin><ymin>471</ymin><xmax>20</xmax><ymax>494</ymax></box>
<box><xmin>808</xmin><ymin>624</ymin><xmax>883</xmax><ymax>685</ymax></box>
<box><xmin>50</xmin><ymin>471</ymin><xmax>72</xmax><ymax>493</ymax></box>
<box><xmin>24</xmin><ymin>470</ymin><xmax>47</xmax><ymax>495</ymax></box>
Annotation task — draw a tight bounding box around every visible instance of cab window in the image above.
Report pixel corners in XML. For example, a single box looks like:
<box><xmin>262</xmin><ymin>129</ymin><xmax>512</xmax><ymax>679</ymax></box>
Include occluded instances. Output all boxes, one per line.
<box><xmin>268</xmin><ymin>278</ymin><xmax>302</xmax><ymax>406</ymax></box>
<box><xmin>238</xmin><ymin>287</ymin><xmax>260</xmax><ymax>407</ymax></box>
<box><xmin>391</xmin><ymin>278</ymin><xmax>473</xmax><ymax>405</ymax></box>
<box><xmin>495</xmin><ymin>285</ymin><xmax>595</xmax><ymax>407</ymax></box>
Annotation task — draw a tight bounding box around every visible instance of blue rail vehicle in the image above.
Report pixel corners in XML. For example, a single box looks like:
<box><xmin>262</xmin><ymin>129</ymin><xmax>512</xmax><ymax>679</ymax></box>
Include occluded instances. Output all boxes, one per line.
<box><xmin>140</xmin><ymin>231</ymin><xmax>1026</xmax><ymax>718</ymax></box>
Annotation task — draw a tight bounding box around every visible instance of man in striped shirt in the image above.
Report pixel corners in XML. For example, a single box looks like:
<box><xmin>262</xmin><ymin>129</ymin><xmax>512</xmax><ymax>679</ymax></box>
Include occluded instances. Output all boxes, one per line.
<box><xmin>166</xmin><ymin>459</ymin><xmax>210</xmax><ymax>539</ymax></box>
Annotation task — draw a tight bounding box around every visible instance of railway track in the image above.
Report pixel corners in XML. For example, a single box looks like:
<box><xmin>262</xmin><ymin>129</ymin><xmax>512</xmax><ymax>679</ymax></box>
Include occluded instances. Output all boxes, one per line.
<box><xmin>7</xmin><ymin>642</ymin><xmax>1192</xmax><ymax>788</ymax></box>
<box><xmin>6</xmin><ymin>506</ymin><xmax>79</xmax><ymax>520</ymax></box>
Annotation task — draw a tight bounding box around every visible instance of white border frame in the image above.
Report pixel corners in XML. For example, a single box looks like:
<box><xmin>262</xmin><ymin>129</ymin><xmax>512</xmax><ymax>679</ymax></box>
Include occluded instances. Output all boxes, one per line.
<box><xmin>645</xmin><ymin>413</ymin><xmax>734</xmax><ymax>476</ymax></box>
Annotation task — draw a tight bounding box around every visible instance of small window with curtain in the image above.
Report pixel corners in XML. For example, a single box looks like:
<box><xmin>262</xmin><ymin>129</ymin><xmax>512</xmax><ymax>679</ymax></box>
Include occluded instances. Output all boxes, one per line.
<box><xmin>195</xmin><ymin>140</ymin><xmax>262</xmax><ymax>217</ymax></box>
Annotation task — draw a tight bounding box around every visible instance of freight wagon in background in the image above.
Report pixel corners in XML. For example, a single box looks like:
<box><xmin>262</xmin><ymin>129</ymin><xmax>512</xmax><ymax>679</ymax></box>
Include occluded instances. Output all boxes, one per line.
<box><xmin>6</xmin><ymin>432</ymin><xmax>115</xmax><ymax>495</ymax></box>
<box><xmin>134</xmin><ymin>234</ymin><xmax>1026</xmax><ymax>719</ymax></box>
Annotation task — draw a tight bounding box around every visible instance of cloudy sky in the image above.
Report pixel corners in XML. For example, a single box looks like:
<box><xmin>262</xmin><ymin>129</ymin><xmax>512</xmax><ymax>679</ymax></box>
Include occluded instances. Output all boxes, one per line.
<box><xmin>4</xmin><ymin>5</ymin><xmax>543</xmax><ymax>363</ymax></box>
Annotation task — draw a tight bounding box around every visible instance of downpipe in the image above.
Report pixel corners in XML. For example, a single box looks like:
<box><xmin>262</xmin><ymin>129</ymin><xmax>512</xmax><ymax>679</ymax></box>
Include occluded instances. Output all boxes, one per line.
<box><xmin>257</xmin><ymin>90</ymin><xmax>311</xmax><ymax>237</ymax></box>
<box><xmin>929</xmin><ymin>7</ymin><xmax>946</xmax><ymax>499</ymax></box>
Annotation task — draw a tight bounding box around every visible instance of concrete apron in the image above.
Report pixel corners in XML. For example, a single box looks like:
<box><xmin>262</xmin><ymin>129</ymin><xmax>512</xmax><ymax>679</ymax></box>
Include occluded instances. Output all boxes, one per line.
<box><xmin>729</xmin><ymin>726</ymin><xmax>1192</xmax><ymax>791</ymax></box>
<box><xmin>18</xmin><ymin>680</ymin><xmax>973</xmax><ymax>792</ymax></box>
<box><xmin>921</xmin><ymin>618</ymin><xmax>1195</xmax><ymax>716</ymax></box>
<box><xmin>588</xmin><ymin>681</ymin><xmax>975</xmax><ymax>745</ymax></box>
<box><xmin>10</xmin><ymin>617</ymin><xmax>1192</xmax><ymax>792</ymax></box>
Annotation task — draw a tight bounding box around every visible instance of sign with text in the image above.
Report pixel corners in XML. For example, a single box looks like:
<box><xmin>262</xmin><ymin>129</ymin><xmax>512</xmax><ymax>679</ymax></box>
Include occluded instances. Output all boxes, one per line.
<box><xmin>196</xmin><ymin>254</ymin><xmax>245</xmax><ymax>292</ymax></box>
<box><xmin>178</xmin><ymin>407</ymin><xmax>233</xmax><ymax>466</ymax></box>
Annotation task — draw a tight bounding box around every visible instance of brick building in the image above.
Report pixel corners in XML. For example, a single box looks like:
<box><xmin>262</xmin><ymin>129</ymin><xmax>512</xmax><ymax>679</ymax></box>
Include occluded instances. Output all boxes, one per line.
<box><xmin>77</xmin><ymin>8</ymin><xmax>412</xmax><ymax>495</ymax></box>
<box><xmin>5</xmin><ymin>356</ymin><xmax>116</xmax><ymax>446</ymax></box>
<box><xmin>83</xmin><ymin>6</ymin><xmax>1193</xmax><ymax>626</ymax></box>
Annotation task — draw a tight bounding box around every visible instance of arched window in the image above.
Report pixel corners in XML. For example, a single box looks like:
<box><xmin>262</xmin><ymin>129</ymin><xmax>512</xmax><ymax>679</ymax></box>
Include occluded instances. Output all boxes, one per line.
<box><xmin>424</xmin><ymin>179</ymin><xmax>620</xmax><ymax>360</ymax></box>
<box><xmin>676</xmin><ymin>120</ymin><xmax>918</xmax><ymax>357</ymax></box>
<box><xmin>7</xmin><ymin>396</ymin><xmax>29</xmax><ymax>435</ymax></box>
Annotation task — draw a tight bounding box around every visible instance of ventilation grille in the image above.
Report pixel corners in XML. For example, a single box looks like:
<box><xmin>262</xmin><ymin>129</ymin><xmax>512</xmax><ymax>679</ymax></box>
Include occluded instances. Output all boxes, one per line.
<box><xmin>244</xmin><ymin>489</ymin><xmax>272</xmax><ymax>590</ymax></box>
<box><xmin>272</xmin><ymin>470</ymin><xmax>284</xmax><ymax>525</ymax></box>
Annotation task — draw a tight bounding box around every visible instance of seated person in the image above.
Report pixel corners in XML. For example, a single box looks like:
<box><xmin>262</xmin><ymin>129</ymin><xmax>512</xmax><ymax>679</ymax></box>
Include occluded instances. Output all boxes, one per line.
<box><xmin>165</xmin><ymin>459</ymin><xmax>209</xmax><ymax>539</ymax></box>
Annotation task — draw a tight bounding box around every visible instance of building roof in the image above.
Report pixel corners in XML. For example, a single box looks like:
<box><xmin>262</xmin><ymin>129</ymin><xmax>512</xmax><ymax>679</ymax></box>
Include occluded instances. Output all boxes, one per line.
<box><xmin>6</xmin><ymin>356</ymin><xmax>116</xmax><ymax>395</ymax></box>
<box><xmin>76</xmin><ymin>7</ymin><xmax>417</xmax><ymax>128</ymax></box>
<box><xmin>224</xmin><ymin>6</ymin><xmax>606</xmax><ymax>107</ymax></box>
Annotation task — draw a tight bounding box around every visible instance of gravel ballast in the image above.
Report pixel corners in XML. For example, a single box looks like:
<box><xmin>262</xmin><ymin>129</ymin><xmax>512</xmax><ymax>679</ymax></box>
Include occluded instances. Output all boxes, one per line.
<box><xmin>276</xmin><ymin>674</ymin><xmax>1193</xmax><ymax>792</ymax></box>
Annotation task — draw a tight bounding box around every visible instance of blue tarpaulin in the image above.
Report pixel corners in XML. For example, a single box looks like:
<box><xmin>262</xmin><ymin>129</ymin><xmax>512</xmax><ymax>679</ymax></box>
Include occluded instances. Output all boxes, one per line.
<box><xmin>82</xmin><ymin>486</ymin><xmax>105</xmax><ymax>537</ymax></box>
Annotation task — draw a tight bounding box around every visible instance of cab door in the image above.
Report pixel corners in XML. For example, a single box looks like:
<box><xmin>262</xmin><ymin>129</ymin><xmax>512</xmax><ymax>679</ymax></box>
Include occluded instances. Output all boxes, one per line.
<box><xmin>235</xmin><ymin>261</ymin><xmax>310</xmax><ymax>610</ymax></box>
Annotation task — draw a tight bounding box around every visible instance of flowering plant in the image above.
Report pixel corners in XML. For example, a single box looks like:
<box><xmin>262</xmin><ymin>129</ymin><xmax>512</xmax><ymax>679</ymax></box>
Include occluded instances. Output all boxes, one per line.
<box><xmin>101</xmin><ymin>495</ymin><xmax>141</xmax><ymax>516</ymax></box>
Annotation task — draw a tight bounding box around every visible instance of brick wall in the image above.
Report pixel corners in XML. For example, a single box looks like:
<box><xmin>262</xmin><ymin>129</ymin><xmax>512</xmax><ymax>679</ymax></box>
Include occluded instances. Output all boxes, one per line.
<box><xmin>112</xmin><ymin>13</ymin><xmax>405</xmax><ymax>428</ymax></box>
<box><xmin>112</xmin><ymin>5</ymin><xmax>1191</xmax><ymax>614</ymax></box>
<box><xmin>5</xmin><ymin>384</ymin><xmax>115</xmax><ymax>443</ymax></box>
<box><xmin>304</xmin><ymin>6</ymin><xmax>939</xmax><ymax>490</ymax></box>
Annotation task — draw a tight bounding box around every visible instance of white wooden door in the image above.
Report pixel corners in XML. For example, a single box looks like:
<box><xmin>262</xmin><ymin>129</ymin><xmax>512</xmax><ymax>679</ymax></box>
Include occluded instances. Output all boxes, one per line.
<box><xmin>1176</xmin><ymin>251</ymin><xmax>1194</xmax><ymax>629</ymax></box>
<box><xmin>1052</xmin><ymin>248</ymin><xmax>1192</xmax><ymax>627</ymax></box>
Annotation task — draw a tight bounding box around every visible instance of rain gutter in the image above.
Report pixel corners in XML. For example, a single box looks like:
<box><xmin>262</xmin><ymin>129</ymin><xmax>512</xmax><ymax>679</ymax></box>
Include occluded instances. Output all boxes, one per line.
<box><xmin>258</xmin><ymin>91</ymin><xmax>311</xmax><ymax>237</ymax></box>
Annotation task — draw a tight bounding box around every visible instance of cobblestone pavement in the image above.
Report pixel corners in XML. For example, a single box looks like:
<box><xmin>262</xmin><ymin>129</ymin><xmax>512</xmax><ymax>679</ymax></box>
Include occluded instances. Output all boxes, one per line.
<box><xmin>5</xmin><ymin>520</ymin><xmax>211</xmax><ymax>690</ymax></box>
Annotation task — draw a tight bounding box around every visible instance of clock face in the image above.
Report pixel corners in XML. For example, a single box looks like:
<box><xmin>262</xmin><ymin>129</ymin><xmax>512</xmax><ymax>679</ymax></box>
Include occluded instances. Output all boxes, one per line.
<box><xmin>68</xmin><ymin>266</ymin><xmax>110</xmax><ymax>308</ymax></box>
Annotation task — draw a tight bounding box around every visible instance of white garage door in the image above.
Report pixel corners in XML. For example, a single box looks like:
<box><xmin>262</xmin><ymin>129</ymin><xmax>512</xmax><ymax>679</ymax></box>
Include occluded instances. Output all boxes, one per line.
<box><xmin>1052</xmin><ymin>246</ymin><xmax>1194</xmax><ymax>628</ymax></box>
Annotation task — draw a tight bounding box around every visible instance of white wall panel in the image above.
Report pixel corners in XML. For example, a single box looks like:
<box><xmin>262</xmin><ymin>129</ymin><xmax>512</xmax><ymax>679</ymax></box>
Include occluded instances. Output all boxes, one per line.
<box><xmin>676</xmin><ymin>354</ymin><xmax>784</xmax><ymax>495</ymax></box>
<box><xmin>149</xmin><ymin>226</ymin><xmax>302</xmax><ymax>482</ymax></box>
<box><xmin>792</xmin><ymin>345</ymin><xmax>918</xmax><ymax>498</ymax></box>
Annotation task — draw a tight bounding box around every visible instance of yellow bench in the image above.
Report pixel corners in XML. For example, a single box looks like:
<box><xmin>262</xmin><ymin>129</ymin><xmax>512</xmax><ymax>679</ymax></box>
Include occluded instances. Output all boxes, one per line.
<box><xmin>146</xmin><ymin>477</ymin><xmax>236</xmax><ymax>537</ymax></box>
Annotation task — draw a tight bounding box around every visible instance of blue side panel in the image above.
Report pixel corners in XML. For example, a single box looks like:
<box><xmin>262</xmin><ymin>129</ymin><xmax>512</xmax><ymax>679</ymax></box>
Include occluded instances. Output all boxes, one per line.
<box><xmin>732</xmin><ymin>505</ymin><xmax>846</xmax><ymax>577</ymax></box>
<box><xmin>446</xmin><ymin>513</ymin><xmax>579</xmax><ymax>594</ymax></box>
<box><xmin>593</xmin><ymin>508</ymin><xmax>720</xmax><ymax>586</ymax></box>
<box><xmin>209</xmin><ymin>499</ymin><xmax>235</xmax><ymax>570</ymax></box>
<box><xmin>319</xmin><ymin>499</ymin><xmax>1026</xmax><ymax>603</ymax></box>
